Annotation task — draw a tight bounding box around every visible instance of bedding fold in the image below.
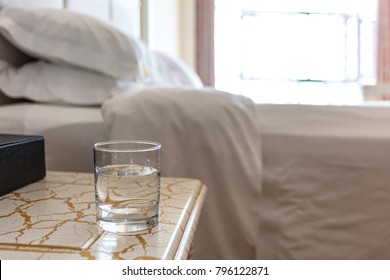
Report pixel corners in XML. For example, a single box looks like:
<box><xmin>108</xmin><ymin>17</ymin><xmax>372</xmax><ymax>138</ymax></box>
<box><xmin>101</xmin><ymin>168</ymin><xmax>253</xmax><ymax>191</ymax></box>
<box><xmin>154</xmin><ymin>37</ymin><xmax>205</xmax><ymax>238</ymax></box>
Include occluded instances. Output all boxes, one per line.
<box><xmin>101</xmin><ymin>86</ymin><xmax>262</xmax><ymax>259</ymax></box>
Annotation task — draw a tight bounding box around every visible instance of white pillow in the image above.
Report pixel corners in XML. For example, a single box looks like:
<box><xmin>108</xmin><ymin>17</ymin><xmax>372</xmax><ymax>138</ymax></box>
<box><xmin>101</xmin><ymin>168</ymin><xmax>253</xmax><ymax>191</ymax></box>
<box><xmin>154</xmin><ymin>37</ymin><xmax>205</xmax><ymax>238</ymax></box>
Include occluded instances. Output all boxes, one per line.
<box><xmin>150</xmin><ymin>51</ymin><xmax>204</xmax><ymax>88</ymax></box>
<box><xmin>0</xmin><ymin>34</ymin><xmax>34</xmax><ymax>66</ymax></box>
<box><xmin>0</xmin><ymin>7</ymin><xmax>146</xmax><ymax>80</ymax></box>
<box><xmin>0</xmin><ymin>60</ymin><xmax>119</xmax><ymax>105</ymax></box>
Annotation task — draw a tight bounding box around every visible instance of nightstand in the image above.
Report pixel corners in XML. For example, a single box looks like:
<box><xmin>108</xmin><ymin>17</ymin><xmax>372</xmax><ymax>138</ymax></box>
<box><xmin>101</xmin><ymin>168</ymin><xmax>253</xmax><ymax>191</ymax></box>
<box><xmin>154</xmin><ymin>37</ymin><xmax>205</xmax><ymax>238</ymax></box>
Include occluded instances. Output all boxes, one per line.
<box><xmin>0</xmin><ymin>171</ymin><xmax>207</xmax><ymax>260</ymax></box>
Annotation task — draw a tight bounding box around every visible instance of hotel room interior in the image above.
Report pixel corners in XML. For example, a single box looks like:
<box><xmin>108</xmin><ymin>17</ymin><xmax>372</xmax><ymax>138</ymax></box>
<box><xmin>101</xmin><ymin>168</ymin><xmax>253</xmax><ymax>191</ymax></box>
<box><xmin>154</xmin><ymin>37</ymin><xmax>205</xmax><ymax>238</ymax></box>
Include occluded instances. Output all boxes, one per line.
<box><xmin>1</xmin><ymin>0</ymin><xmax>390</xmax><ymax>260</ymax></box>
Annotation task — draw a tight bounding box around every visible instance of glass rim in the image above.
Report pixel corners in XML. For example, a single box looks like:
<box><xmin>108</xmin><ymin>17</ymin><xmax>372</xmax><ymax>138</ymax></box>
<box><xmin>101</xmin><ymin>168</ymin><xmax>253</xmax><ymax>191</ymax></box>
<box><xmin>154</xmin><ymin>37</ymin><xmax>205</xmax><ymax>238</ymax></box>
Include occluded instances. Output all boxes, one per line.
<box><xmin>93</xmin><ymin>140</ymin><xmax>161</xmax><ymax>153</ymax></box>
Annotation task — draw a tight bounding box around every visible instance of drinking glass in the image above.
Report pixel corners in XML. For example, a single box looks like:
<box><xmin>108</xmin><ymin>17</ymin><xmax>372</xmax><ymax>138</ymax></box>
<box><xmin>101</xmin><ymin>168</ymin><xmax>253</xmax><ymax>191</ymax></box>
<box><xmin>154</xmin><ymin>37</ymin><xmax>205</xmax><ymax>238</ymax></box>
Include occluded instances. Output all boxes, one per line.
<box><xmin>93</xmin><ymin>140</ymin><xmax>161</xmax><ymax>234</ymax></box>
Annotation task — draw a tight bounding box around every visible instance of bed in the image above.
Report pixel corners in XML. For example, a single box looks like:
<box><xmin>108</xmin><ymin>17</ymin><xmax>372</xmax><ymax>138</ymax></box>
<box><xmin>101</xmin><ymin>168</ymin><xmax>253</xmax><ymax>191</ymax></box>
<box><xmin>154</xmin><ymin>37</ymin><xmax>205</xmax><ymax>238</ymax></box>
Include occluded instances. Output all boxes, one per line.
<box><xmin>2</xmin><ymin>0</ymin><xmax>390</xmax><ymax>261</ymax></box>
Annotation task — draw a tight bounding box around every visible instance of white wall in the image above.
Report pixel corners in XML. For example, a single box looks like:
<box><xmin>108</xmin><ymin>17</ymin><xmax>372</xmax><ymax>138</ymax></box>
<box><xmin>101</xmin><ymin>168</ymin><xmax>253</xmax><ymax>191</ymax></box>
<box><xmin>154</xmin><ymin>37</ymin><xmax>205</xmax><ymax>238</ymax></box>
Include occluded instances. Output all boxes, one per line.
<box><xmin>141</xmin><ymin>0</ymin><xmax>196</xmax><ymax>68</ymax></box>
<box><xmin>178</xmin><ymin>0</ymin><xmax>196</xmax><ymax>68</ymax></box>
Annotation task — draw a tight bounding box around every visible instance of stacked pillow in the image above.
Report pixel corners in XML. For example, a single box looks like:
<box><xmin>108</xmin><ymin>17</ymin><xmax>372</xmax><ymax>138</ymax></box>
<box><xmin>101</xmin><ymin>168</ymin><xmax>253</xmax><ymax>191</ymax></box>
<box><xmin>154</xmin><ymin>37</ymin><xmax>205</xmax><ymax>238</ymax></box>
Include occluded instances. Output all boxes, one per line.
<box><xmin>0</xmin><ymin>60</ymin><xmax>121</xmax><ymax>105</ymax></box>
<box><xmin>0</xmin><ymin>29</ymin><xmax>34</xmax><ymax>105</ymax></box>
<box><xmin>0</xmin><ymin>7</ymin><xmax>152</xmax><ymax>105</ymax></box>
<box><xmin>150</xmin><ymin>51</ymin><xmax>204</xmax><ymax>88</ymax></box>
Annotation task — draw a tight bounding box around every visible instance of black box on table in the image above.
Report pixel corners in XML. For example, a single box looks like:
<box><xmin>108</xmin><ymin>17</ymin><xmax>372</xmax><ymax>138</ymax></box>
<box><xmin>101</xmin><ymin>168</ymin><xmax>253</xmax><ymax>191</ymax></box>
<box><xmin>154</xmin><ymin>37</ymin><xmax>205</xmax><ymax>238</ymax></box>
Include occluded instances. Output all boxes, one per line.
<box><xmin>0</xmin><ymin>134</ymin><xmax>46</xmax><ymax>196</ymax></box>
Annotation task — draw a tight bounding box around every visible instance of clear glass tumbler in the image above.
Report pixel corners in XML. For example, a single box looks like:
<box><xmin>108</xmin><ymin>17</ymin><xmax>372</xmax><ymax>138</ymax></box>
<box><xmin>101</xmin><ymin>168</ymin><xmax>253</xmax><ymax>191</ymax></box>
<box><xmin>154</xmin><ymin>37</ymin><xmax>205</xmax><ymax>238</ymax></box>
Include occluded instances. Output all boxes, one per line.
<box><xmin>93</xmin><ymin>140</ymin><xmax>161</xmax><ymax>234</ymax></box>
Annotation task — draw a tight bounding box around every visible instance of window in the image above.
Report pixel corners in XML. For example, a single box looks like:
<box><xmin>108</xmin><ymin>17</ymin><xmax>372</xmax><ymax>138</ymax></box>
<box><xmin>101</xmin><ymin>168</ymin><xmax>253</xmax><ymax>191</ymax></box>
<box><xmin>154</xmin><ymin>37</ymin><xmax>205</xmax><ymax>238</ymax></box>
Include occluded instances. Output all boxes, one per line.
<box><xmin>214</xmin><ymin>0</ymin><xmax>378</xmax><ymax>104</ymax></box>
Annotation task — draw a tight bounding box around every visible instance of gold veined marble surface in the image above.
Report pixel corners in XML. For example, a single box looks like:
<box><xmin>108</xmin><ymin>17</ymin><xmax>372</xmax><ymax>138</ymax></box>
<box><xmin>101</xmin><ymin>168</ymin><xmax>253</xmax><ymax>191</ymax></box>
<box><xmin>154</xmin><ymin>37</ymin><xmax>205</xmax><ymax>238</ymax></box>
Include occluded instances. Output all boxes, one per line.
<box><xmin>0</xmin><ymin>171</ymin><xmax>207</xmax><ymax>260</ymax></box>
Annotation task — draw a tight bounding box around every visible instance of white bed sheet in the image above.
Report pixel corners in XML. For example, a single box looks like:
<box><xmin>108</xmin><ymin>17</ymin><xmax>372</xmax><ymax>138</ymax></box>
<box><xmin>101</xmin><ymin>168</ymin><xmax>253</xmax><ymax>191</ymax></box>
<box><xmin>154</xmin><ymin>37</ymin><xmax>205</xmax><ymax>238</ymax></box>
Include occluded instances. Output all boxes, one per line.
<box><xmin>257</xmin><ymin>103</ymin><xmax>390</xmax><ymax>138</ymax></box>
<box><xmin>256</xmin><ymin>104</ymin><xmax>390</xmax><ymax>259</ymax></box>
<box><xmin>0</xmin><ymin>103</ymin><xmax>107</xmax><ymax>172</ymax></box>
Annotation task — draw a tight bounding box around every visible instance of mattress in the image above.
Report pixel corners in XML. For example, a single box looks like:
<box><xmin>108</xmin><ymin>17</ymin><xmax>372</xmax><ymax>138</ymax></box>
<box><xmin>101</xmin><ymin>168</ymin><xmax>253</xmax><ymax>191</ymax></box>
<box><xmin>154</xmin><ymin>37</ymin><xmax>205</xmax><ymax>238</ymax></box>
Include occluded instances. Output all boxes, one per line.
<box><xmin>0</xmin><ymin>103</ymin><xmax>107</xmax><ymax>172</ymax></box>
<box><xmin>257</xmin><ymin>103</ymin><xmax>390</xmax><ymax>138</ymax></box>
<box><xmin>256</xmin><ymin>104</ymin><xmax>390</xmax><ymax>259</ymax></box>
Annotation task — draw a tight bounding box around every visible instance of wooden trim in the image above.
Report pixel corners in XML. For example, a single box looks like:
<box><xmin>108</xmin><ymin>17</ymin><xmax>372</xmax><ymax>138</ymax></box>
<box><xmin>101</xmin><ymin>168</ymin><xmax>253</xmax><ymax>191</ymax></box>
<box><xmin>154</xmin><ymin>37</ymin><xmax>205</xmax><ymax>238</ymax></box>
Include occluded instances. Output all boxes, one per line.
<box><xmin>196</xmin><ymin>0</ymin><xmax>215</xmax><ymax>86</ymax></box>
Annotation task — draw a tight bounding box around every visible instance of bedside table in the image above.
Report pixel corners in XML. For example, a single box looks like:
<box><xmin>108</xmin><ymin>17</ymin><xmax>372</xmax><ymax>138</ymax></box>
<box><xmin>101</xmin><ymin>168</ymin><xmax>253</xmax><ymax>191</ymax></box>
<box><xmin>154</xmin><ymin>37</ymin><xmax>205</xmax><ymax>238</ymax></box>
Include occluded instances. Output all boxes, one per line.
<box><xmin>0</xmin><ymin>171</ymin><xmax>207</xmax><ymax>260</ymax></box>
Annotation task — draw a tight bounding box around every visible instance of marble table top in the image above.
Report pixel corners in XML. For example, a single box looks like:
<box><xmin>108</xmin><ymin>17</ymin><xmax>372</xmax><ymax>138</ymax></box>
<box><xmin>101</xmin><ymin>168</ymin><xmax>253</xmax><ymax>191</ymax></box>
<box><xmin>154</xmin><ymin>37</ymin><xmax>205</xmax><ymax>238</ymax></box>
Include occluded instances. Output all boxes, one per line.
<box><xmin>0</xmin><ymin>171</ymin><xmax>207</xmax><ymax>260</ymax></box>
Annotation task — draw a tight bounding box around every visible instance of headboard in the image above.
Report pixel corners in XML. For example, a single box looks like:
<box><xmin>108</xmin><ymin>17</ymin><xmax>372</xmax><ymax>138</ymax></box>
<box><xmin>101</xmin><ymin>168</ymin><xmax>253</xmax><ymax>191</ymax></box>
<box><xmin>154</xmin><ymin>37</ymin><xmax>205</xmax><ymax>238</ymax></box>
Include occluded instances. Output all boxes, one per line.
<box><xmin>0</xmin><ymin>0</ymin><xmax>140</xmax><ymax>37</ymax></box>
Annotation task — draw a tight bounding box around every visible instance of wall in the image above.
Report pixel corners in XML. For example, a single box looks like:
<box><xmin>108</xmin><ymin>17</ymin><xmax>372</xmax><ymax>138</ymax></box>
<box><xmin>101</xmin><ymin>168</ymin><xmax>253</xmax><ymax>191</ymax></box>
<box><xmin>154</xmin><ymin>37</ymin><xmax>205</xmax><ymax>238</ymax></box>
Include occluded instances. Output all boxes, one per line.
<box><xmin>140</xmin><ymin>0</ymin><xmax>196</xmax><ymax>68</ymax></box>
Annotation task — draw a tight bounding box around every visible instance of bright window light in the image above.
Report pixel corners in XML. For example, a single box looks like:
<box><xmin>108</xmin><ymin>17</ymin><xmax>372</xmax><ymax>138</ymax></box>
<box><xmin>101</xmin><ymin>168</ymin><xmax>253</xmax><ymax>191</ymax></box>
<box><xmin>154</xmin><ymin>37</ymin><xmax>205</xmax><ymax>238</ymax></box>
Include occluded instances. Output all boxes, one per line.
<box><xmin>214</xmin><ymin>0</ymin><xmax>378</xmax><ymax>104</ymax></box>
